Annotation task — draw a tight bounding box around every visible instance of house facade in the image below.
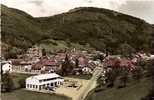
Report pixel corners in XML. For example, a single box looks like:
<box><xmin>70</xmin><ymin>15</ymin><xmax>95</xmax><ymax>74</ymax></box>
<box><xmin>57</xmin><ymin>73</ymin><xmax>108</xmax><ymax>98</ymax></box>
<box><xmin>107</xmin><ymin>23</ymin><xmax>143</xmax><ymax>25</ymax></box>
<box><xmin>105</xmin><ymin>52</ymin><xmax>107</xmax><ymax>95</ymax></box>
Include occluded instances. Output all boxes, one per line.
<box><xmin>1</xmin><ymin>61</ymin><xmax>12</xmax><ymax>74</ymax></box>
<box><xmin>26</xmin><ymin>73</ymin><xmax>64</xmax><ymax>91</ymax></box>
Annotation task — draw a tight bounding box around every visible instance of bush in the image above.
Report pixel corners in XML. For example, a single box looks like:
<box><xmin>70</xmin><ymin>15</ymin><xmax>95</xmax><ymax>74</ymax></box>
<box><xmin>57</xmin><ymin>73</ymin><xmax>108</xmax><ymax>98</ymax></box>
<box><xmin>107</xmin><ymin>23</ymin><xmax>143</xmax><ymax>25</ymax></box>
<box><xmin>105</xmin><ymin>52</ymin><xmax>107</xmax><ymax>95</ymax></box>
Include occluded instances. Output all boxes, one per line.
<box><xmin>18</xmin><ymin>78</ymin><xmax>26</xmax><ymax>88</ymax></box>
<box><xmin>1</xmin><ymin>73</ymin><xmax>14</xmax><ymax>92</ymax></box>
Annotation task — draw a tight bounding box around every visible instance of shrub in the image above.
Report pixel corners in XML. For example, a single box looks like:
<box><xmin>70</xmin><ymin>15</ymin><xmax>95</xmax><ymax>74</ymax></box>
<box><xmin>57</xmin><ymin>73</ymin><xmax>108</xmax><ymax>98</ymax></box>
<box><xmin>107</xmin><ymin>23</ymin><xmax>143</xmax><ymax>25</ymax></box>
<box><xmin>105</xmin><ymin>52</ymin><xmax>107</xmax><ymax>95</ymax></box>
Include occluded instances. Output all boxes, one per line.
<box><xmin>18</xmin><ymin>78</ymin><xmax>26</xmax><ymax>88</ymax></box>
<box><xmin>1</xmin><ymin>72</ymin><xmax>14</xmax><ymax>92</ymax></box>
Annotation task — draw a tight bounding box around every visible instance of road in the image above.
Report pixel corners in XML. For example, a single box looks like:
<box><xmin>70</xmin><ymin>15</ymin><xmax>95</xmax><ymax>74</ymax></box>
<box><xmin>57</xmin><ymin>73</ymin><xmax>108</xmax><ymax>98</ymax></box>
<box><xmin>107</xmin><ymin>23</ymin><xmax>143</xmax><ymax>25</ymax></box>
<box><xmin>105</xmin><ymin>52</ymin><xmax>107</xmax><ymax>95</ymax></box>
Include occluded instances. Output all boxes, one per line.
<box><xmin>76</xmin><ymin>67</ymin><xmax>103</xmax><ymax>100</ymax></box>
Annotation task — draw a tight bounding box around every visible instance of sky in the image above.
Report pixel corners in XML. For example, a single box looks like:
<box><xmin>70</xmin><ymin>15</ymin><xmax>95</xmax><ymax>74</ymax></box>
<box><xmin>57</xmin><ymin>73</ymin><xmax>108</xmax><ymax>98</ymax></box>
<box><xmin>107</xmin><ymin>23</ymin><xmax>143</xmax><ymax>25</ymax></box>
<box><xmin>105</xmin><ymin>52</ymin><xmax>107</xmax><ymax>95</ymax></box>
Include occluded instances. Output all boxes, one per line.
<box><xmin>1</xmin><ymin>0</ymin><xmax>154</xmax><ymax>24</ymax></box>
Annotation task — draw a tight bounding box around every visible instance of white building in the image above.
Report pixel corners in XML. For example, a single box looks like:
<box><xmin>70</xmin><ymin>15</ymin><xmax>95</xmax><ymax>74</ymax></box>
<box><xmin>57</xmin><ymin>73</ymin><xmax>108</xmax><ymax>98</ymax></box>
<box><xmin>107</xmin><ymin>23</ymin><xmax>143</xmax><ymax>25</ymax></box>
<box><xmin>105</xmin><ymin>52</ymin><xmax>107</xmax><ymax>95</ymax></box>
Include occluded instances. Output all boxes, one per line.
<box><xmin>1</xmin><ymin>61</ymin><xmax>12</xmax><ymax>74</ymax></box>
<box><xmin>26</xmin><ymin>73</ymin><xmax>64</xmax><ymax>91</ymax></box>
<box><xmin>150</xmin><ymin>55</ymin><xmax>154</xmax><ymax>60</ymax></box>
<box><xmin>82</xmin><ymin>67</ymin><xmax>92</xmax><ymax>74</ymax></box>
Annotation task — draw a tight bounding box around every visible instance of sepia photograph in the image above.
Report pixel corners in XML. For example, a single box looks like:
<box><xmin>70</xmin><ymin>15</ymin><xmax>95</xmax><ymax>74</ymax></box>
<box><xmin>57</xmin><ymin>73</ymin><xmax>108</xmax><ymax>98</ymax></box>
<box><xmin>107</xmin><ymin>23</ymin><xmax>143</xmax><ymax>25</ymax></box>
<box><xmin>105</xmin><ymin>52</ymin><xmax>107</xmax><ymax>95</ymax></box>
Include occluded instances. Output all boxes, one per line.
<box><xmin>1</xmin><ymin>0</ymin><xmax>154</xmax><ymax>100</ymax></box>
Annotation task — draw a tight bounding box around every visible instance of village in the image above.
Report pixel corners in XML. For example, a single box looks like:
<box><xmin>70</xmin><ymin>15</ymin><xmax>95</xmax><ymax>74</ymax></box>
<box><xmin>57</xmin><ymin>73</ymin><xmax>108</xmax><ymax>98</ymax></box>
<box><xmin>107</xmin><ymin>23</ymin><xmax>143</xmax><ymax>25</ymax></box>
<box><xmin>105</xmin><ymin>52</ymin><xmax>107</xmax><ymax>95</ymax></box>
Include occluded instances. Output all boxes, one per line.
<box><xmin>1</xmin><ymin>45</ymin><xmax>154</xmax><ymax>100</ymax></box>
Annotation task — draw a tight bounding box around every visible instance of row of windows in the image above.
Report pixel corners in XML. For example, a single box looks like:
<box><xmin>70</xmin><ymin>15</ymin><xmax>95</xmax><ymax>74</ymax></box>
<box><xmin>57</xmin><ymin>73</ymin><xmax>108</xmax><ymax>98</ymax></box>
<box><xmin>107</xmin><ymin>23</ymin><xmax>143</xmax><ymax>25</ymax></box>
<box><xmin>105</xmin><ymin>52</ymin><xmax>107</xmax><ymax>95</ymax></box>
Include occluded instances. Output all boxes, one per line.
<box><xmin>39</xmin><ymin>77</ymin><xmax>63</xmax><ymax>83</ymax></box>
<box><xmin>27</xmin><ymin>84</ymin><xmax>38</xmax><ymax>89</ymax></box>
<box><xmin>27</xmin><ymin>82</ymin><xmax>63</xmax><ymax>89</ymax></box>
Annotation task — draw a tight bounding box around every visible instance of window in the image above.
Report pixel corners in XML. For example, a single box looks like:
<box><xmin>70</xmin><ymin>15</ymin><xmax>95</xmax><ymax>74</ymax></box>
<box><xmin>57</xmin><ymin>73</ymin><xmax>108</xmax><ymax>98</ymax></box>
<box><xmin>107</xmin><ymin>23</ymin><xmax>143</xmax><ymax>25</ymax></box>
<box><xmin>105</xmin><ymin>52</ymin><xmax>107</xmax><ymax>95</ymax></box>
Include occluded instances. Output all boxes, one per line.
<box><xmin>43</xmin><ymin>84</ymin><xmax>45</xmax><ymax>89</ymax></box>
<box><xmin>60</xmin><ymin>82</ymin><xmax>63</xmax><ymax>85</ymax></box>
<box><xmin>33</xmin><ymin>85</ymin><xmax>35</xmax><ymax>88</ymax></box>
<box><xmin>39</xmin><ymin>80</ymin><xmax>43</xmax><ymax>83</ymax></box>
<box><xmin>50</xmin><ymin>83</ymin><xmax>53</xmax><ymax>86</ymax></box>
<box><xmin>30</xmin><ymin>84</ymin><xmax>32</xmax><ymax>88</ymax></box>
<box><xmin>41</xmin><ymin>77</ymin><xmax>60</xmax><ymax>82</ymax></box>
<box><xmin>27</xmin><ymin>84</ymin><xmax>29</xmax><ymax>88</ymax></box>
<box><xmin>36</xmin><ymin>85</ymin><xmax>38</xmax><ymax>89</ymax></box>
<box><xmin>55</xmin><ymin>82</ymin><xmax>57</xmax><ymax>86</ymax></box>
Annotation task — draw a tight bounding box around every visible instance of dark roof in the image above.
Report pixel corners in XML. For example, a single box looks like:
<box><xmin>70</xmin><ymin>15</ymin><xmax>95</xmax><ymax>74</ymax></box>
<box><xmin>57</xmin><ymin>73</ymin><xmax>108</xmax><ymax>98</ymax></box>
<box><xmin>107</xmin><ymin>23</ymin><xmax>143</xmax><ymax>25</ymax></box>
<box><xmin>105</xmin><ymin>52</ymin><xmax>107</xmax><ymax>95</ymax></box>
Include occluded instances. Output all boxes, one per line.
<box><xmin>104</xmin><ymin>57</ymin><xmax>136</xmax><ymax>70</ymax></box>
<box><xmin>32</xmin><ymin>58</ymin><xmax>59</xmax><ymax>70</ymax></box>
<box><xmin>10</xmin><ymin>59</ymin><xmax>23</xmax><ymax>65</ymax></box>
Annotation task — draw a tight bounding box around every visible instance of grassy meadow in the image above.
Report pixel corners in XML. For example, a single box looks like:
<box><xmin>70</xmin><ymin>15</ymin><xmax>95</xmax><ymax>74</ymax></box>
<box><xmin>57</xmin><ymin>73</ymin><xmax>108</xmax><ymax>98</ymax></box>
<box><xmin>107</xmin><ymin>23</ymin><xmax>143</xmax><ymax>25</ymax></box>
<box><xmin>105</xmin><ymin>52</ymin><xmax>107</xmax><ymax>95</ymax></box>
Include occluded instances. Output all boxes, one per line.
<box><xmin>86</xmin><ymin>77</ymin><xmax>152</xmax><ymax>100</ymax></box>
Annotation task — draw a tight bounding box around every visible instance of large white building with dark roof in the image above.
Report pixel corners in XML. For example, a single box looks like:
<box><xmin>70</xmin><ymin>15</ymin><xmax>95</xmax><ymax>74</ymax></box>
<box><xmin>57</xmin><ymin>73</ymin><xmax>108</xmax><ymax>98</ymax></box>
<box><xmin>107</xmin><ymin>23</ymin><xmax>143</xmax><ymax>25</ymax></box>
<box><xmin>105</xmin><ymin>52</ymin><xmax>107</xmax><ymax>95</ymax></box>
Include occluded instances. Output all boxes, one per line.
<box><xmin>26</xmin><ymin>73</ymin><xmax>64</xmax><ymax>91</ymax></box>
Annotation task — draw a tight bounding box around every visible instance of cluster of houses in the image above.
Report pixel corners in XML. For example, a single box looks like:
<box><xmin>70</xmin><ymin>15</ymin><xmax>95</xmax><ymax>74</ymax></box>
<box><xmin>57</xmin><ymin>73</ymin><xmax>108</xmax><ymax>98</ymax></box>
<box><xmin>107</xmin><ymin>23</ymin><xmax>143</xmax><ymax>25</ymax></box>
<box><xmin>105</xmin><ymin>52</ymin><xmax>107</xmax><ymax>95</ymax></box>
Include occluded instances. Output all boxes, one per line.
<box><xmin>1</xmin><ymin>46</ymin><xmax>154</xmax><ymax>92</ymax></box>
<box><xmin>2</xmin><ymin>46</ymin><xmax>101</xmax><ymax>75</ymax></box>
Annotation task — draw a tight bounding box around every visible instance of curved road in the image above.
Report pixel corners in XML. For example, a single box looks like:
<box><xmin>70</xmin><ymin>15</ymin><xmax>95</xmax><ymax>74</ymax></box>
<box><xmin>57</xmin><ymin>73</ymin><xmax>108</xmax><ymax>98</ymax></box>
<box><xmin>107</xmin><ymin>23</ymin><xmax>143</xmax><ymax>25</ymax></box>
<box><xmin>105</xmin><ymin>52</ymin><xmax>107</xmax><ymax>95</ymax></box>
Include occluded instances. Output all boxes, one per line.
<box><xmin>76</xmin><ymin>67</ymin><xmax>103</xmax><ymax>100</ymax></box>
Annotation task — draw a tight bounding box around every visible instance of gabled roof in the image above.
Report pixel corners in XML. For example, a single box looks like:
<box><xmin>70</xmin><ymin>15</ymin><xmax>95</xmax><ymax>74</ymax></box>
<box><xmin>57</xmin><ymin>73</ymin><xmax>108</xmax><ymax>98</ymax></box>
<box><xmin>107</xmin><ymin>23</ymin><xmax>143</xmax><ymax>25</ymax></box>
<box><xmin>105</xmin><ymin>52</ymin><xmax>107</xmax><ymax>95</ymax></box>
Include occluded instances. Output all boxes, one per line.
<box><xmin>32</xmin><ymin>58</ymin><xmax>59</xmax><ymax>70</ymax></box>
<box><xmin>31</xmin><ymin>73</ymin><xmax>61</xmax><ymax>80</ymax></box>
<box><xmin>104</xmin><ymin>57</ymin><xmax>136</xmax><ymax>70</ymax></box>
<box><xmin>78</xmin><ymin>56</ymin><xmax>89</xmax><ymax>66</ymax></box>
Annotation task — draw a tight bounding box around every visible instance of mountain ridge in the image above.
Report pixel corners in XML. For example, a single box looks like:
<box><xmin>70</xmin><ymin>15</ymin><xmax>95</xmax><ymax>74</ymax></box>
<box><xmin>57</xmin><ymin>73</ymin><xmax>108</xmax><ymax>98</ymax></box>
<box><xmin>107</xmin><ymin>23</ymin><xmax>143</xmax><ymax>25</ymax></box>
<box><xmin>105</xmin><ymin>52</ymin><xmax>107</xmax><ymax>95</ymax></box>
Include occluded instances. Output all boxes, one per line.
<box><xmin>1</xmin><ymin>4</ymin><xmax>153</xmax><ymax>58</ymax></box>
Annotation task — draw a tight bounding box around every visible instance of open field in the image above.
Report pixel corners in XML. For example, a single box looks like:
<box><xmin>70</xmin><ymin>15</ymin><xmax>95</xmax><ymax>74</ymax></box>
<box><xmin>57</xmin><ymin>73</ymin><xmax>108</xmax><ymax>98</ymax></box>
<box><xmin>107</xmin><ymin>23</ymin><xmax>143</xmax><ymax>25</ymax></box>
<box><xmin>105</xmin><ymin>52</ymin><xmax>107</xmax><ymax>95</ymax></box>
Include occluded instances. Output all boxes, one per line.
<box><xmin>86</xmin><ymin>77</ymin><xmax>152</xmax><ymax>100</ymax></box>
<box><xmin>1</xmin><ymin>89</ymin><xmax>71</xmax><ymax>100</ymax></box>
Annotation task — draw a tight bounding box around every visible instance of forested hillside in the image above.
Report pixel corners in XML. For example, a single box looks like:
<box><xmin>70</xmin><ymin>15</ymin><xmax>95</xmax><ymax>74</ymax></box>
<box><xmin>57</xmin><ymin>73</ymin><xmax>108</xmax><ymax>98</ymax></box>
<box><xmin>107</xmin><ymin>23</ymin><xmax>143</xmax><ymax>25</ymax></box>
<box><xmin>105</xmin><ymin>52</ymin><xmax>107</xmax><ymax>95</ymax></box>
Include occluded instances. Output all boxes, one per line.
<box><xmin>1</xmin><ymin>5</ymin><xmax>153</xmax><ymax>58</ymax></box>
